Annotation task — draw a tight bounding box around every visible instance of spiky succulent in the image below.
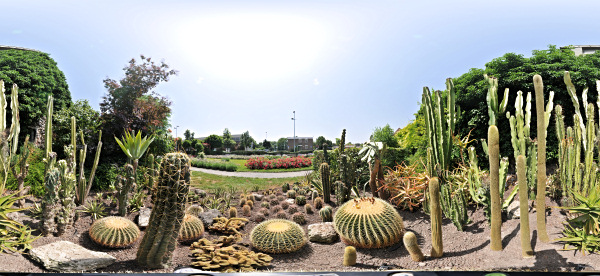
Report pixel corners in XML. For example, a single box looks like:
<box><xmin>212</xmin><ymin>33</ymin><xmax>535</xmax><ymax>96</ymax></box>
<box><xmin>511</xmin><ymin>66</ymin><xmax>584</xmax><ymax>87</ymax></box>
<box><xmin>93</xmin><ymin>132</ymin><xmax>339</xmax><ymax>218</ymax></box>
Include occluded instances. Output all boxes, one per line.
<box><xmin>276</xmin><ymin>210</ymin><xmax>288</xmax><ymax>219</ymax></box>
<box><xmin>229</xmin><ymin>207</ymin><xmax>238</xmax><ymax>218</ymax></box>
<box><xmin>287</xmin><ymin>190</ymin><xmax>296</xmax><ymax>199</ymax></box>
<box><xmin>260</xmin><ymin>201</ymin><xmax>270</xmax><ymax>209</ymax></box>
<box><xmin>292</xmin><ymin>212</ymin><xmax>306</xmax><ymax>225</ymax></box>
<box><xmin>295</xmin><ymin>195</ymin><xmax>306</xmax><ymax>206</ymax></box>
<box><xmin>186</xmin><ymin>205</ymin><xmax>204</xmax><ymax>217</ymax></box>
<box><xmin>250</xmin><ymin>219</ymin><xmax>307</xmax><ymax>254</ymax></box>
<box><xmin>280</xmin><ymin>201</ymin><xmax>290</xmax><ymax>209</ymax></box>
<box><xmin>319</xmin><ymin>206</ymin><xmax>333</xmax><ymax>222</ymax></box>
<box><xmin>333</xmin><ymin>197</ymin><xmax>404</xmax><ymax>248</ymax></box>
<box><xmin>282</xmin><ymin>183</ymin><xmax>290</xmax><ymax>193</ymax></box>
<box><xmin>242</xmin><ymin>205</ymin><xmax>252</xmax><ymax>216</ymax></box>
<box><xmin>179</xmin><ymin>214</ymin><xmax>205</xmax><ymax>243</ymax></box>
<box><xmin>305</xmin><ymin>204</ymin><xmax>314</xmax><ymax>214</ymax></box>
<box><xmin>314</xmin><ymin>197</ymin><xmax>324</xmax><ymax>209</ymax></box>
<box><xmin>89</xmin><ymin>216</ymin><xmax>140</xmax><ymax>248</ymax></box>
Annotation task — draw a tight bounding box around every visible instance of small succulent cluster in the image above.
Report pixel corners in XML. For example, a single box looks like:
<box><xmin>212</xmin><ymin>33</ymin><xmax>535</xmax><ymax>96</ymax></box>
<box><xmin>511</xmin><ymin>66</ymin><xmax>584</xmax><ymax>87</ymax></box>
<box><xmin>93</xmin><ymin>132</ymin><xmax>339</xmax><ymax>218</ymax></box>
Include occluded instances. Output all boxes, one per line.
<box><xmin>89</xmin><ymin>216</ymin><xmax>140</xmax><ymax>248</ymax></box>
<box><xmin>208</xmin><ymin>217</ymin><xmax>249</xmax><ymax>235</ymax></box>
<box><xmin>190</xmin><ymin>235</ymin><xmax>273</xmax><ymax>272</ymax></box>
<box><xmin>250</xmin><ymin>219</ymin><xmax>307</xmax><ymax>254</ymax></box>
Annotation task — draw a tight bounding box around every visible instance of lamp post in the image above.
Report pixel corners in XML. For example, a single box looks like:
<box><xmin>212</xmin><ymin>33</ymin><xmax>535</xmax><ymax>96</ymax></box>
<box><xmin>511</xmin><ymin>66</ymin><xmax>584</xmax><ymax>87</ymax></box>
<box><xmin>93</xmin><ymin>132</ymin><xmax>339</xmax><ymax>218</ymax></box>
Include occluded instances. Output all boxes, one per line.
<box><xmin>175</xmin><ymin>125</ymin><xmax>179</xmax><ymax>152</ymax></box>
<box><xmin>291</xmin><ymin>111</ymin><xmax>296</xmax><ymax>153</ymax></box>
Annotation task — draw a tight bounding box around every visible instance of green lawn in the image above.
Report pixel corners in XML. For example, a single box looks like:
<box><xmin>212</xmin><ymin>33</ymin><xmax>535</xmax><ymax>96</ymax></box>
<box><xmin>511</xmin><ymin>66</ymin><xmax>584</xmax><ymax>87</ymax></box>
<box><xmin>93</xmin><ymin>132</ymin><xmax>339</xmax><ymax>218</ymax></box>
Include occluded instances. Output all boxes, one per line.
<box><xmin>190</xmin><ymin>170</ymin><xmax>305</xmax><ymax>191</ymax></box>
<box><xmin>205</xmin><ymin>158</ymin><xmax>312</xmax><ymax>173</ymax></box>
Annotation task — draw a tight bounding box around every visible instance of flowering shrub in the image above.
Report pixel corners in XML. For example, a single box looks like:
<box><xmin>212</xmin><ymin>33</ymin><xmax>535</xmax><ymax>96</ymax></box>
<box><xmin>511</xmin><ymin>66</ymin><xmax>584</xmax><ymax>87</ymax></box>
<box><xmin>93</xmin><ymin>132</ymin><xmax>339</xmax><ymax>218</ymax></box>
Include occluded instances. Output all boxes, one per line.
<box><xmin>245</xmin><ymin>156</ymin><xmax>312</xmax><ymax>170</ymax></box>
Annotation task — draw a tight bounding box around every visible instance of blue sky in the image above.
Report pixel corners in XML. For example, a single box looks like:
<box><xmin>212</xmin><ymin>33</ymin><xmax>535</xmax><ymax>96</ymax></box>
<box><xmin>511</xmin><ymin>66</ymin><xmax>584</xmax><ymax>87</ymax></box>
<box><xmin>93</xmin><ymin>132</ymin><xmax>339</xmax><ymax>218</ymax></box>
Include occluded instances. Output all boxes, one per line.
<box><xmin>2</xmin><ymin>0</ymin><xmax>600</xmax><ymax>144</ymax></box>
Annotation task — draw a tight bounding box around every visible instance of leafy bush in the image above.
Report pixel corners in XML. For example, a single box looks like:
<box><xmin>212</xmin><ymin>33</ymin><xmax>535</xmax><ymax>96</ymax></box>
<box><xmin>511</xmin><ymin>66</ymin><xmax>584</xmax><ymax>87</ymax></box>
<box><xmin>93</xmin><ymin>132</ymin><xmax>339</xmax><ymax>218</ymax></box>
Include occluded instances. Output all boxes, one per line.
<box><xmin>190</xmin><ymin>159</ymin><xmax>237</xmax><ymax>172</ymax></box>
<box><xmin>94</xmin><ymin>163</ymin><xmax>120</xmax><ymax>191</ymax></box>
<box><xmin>245</xmin><ymin>156</ymin><xmax>311</xmax><ymax>170</ymax></box>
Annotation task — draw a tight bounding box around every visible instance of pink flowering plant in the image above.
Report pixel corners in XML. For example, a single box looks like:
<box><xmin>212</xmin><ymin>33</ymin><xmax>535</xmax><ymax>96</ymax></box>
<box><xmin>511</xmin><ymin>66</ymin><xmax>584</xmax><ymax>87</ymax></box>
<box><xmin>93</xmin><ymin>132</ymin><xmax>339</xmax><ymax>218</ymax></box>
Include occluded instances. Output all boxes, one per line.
<box><xmin>245</xmin><ymin>156</ymin><xmax>312</xmax><ymax>170</ymax></box>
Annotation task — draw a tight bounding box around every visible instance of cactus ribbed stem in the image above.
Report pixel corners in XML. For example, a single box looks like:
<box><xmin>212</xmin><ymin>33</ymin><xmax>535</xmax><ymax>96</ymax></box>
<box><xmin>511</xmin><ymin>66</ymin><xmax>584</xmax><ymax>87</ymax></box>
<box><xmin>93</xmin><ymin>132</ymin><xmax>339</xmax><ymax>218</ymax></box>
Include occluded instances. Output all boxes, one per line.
<box><xmin>489</xmin><ymin>125</ymin><xmax>502</xmax><ymax>251</ymax></box>
<box><xmin>429</xmin><ymin>177</ymin><xmax>443</xmax><ymax>257</ymax></box>
<box><xmin>343</xmin><ymin>246</ymin><xmax>356</xmax><ymax>266</ymax></box>
<box><xmin>533</xmin><ymin>74</ymin><xmax>550</xmax><ymax>243</ymax></box>
<box><xmin>320</xmin><ymin>163</ymin><xmax>331</xmax><ymax>203</ymax></box>
<box><xmin>45</xmin><ymin>95</ymin><xmax>53</xmax><ymax>159</ymax></box>
<box><xmin>403</xmin><ymin>231</ymin><xmax>425</xmax><ymax>262</ymax></box>
<box><xmin>517</xmin><ymin>155</ymin><xmax>534</xmax><ymax>258</ymax></box>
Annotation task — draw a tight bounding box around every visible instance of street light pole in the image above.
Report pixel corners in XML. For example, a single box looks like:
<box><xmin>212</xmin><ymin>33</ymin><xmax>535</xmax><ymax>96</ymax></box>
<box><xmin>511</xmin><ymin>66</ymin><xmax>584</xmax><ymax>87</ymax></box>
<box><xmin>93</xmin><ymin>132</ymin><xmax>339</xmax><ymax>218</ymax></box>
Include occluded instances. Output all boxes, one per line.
<box><xmin>291</xmin><ymin>111</ymin><xmax>296</xmax><ymax>153</ymax></box>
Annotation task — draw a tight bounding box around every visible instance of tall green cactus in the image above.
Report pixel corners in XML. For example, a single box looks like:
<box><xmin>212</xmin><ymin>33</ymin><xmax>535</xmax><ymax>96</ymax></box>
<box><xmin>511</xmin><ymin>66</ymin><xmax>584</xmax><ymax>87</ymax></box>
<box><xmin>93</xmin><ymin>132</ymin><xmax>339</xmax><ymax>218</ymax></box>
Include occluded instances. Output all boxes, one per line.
<box><xmin>533</xmin><ymin>74</ymin><xmax>550</xmax><ymax>243</ymax></box>
<box><xmin>116</xmin><ymin>164</ymin><xmax>136</xmax><ymax>216</ymax></box>
<box><xmin>75</xmin><ymin>130</ymin><xmax>102</xmax><ymax>206</ymax></box>
<box><xmin>429</xmin><ymin>177</ymin><xmax>443</xmax><ymax>258</ymax></box>
<box><xmin>137</xmin><ymin>152</ymin><xmax>190</xmax><ymax>269</ymax></box>
<box><xmin>56</xmin><ymin>146</ymin><xmax>77</xmax><ymax>236</ymax></box>
<box><xmin>45</xmin><ymin>95</ymin><xmax>53</xmax><ymax>159</ymax></box>
<box><xmin>41</xmin><ymin>152</ymin><xmax>60</xmax><ymax>236</ymax></box>
<box><xmin>485</xmin><ymin>74</ymin><xmax>510</xmax><ymax>126</ymax></box>
<box><xmin>320</xmin><ymin>163</ymin><xmax>331</xmax><ymax>203</ymax></box>
<box><xmin>517</xmin><ymin>155</ymin><xmax>534</xmax><ymax>258</ymax></box>
<box><xmin>489</xmin><ymin>125</ymin><xmax>502</xmax><ymax>251</ymax></box>
<box><xmin>423</xmin><ymin>78</ymin><xmax>455</xmax><ymax>176</ymax></box>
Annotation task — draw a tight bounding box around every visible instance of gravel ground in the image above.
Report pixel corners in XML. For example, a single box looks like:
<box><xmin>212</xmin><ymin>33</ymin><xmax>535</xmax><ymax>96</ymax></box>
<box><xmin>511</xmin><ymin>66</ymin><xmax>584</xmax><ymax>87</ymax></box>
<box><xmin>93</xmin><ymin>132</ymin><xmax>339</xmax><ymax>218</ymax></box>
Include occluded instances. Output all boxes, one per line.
<box><xmin>1</xmin><ymin>182</ymin><xmax>598</xmax><ymax>273</ymax></box>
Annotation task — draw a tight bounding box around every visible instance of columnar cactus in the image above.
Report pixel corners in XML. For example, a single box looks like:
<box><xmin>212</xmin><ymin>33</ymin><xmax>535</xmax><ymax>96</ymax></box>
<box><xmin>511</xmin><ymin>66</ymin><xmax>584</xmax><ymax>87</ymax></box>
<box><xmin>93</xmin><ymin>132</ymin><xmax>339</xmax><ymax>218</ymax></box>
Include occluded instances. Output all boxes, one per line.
<box><xmin>319</xmin><ymin>205</ymin><xmax>333</xmax><ymax>222</ymax></box>
<box><xmin>533</xmin><ymin>74</ymin><xmax>550</xmax><ymax>243</ymax></box>
<box><xmin>250</xmin><ymin>219</ymin><xmax>307</xmax><ymax>254</ymax></box>
<box><xmin>56</xmin><ymin>147</ymin><xmax>77</xmax><ymax>236</ymax></box>
<box><xmin>429</xmin><ymin>177</ymin><xmax>443</xmax><ymax>258</ymax></box>
<box><xmin>41</xmin><ymin>153</ymin><xmax>60</xmax><ymax>236</ymax></box>
<box><xmin>517</xmin><ymin>155</ymin><xmax>534</xmax><ymax>258</ymax></box>
<box><xmin>489</xmin><ymin>125</ymin><xmax>502</xmax><ymax>251</ymax></box>
<box><xmin>333</xmin><ymin>197</ymin><xmax>404</xmax><ymax>248</ymax></box>
<box><xmin>178</xmin><ymin>214</ymin><xmax>205</xmax><ymax>243</ymax></box>
<box><xmin>136</xmin><ymin>152</ymin><xmax>191</xmax><ymax>269</ymax></box>
<box><xmin>335</xmin><ymin>181</ymin><xmax>347</xmax><ymax>204</ymax></box>
<box><xmin>423</xmin><ymin>79</ymin><xmax>455</xmax><ymax>176</ymax></box>
<box><xmin>320</xmin><ymin>163</ymin><xmax>331</xmax><ymax>203</ymax></box>
<box><xmin>116</xmin><ymin>164</ymin><xmax>136</xmax><ymax>216</ymax></box>
<box><xmin>343</xmin><ymin>246</ymin><xmax>356</xmax><ymax>266</ymax></box>
<box><xmin>403</xmin><ymin>231</ymin><xmax>425</xmax><ymax>262</ymax></box>
<box><xmin>89</xmin><ymin>216</ymin><xmax>141</xmax><ymax>248</ymax></box>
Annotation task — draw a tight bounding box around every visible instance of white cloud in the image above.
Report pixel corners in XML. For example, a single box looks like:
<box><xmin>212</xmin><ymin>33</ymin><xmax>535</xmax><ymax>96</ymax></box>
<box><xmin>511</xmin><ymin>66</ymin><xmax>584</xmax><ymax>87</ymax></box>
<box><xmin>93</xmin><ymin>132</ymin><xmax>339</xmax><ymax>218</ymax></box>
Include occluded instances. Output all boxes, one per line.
<box><xmin>196</xmin><ymin>77</ymin><xmax>204</xmax><ymax>84</ymax></box>
<box><xmin>313</xmin><ymin>78</ymin><xmax>319</xmax><ymax>86</ymax></box>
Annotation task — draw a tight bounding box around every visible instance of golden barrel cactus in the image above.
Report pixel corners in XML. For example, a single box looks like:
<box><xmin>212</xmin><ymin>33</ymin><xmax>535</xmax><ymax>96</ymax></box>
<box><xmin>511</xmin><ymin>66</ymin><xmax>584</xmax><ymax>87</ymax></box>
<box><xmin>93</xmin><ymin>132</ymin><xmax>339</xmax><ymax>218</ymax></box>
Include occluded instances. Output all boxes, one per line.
<box><xmin>89</xmin><ymin>216</ymin><xmax>140</xmax><ymax>248</ymax></box>
<box><xmin>250</xmin><ymin>219</ymin><xmax>307</xmax><ymax>254</ymax></box>
<box><xmin>178</xmin><ymin>213</ymin><xmax>205</xmax><ymax>243</ymax></box>
<box><xmin>333</xmin><ymin>197</ymin><xmax>404</xmax><ymax>248</ymax></box>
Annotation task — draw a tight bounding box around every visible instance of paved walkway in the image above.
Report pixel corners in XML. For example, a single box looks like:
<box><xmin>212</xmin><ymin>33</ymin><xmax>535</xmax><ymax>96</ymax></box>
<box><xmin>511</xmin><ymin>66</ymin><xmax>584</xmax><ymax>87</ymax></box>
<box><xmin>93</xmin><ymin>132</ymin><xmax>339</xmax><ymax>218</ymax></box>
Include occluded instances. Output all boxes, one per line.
<box><xmin>190</xmin><ymin>167</ymin><xmax>313</xmax><ymax>178</ymax></box>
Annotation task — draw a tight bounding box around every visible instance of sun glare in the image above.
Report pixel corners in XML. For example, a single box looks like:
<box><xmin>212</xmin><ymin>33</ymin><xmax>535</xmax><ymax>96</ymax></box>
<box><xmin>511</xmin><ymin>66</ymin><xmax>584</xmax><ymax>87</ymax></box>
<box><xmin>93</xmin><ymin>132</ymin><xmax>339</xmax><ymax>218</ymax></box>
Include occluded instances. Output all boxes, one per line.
<box><xmin>177</xmin><ymin>14</ymin><xmax>327</xmax><ymax>82</ymax></box>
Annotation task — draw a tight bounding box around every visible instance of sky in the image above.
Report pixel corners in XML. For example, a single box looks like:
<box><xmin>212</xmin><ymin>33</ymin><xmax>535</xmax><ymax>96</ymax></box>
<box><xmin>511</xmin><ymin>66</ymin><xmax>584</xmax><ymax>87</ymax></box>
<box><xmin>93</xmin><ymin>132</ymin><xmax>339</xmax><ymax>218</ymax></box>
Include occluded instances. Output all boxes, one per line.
<box><xmin>2</xmin><ymin>0</ymin><xmax>600</xmax><ymax>144</ymax></box>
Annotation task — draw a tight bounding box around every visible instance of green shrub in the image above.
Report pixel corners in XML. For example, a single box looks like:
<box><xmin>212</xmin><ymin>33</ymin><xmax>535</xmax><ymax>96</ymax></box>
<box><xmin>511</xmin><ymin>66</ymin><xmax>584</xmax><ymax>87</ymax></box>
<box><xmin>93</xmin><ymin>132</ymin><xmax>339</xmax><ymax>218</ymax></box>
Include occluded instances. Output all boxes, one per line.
<box><xmin>94</xmin><ymin>163</ymin><xmax>120</xmax><ymax>191</ymax></box>
<box><xmin>6</xmin><ymin>146</ymin><xmax>45</xmax><ymax>196</ymax></box>
<box><xmin>190</xmin><ymin>159</ymin><xmax>238</xmax><ymax>172</ymax></box>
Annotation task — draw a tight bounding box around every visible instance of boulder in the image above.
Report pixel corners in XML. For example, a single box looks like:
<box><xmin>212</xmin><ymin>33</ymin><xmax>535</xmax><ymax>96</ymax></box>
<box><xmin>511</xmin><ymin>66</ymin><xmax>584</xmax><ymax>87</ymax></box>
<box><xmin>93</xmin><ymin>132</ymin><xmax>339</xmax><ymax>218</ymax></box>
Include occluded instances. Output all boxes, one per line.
<box><xmin>308</xmin><ymin>222</ymin><xmax>339</xmax><ymax>243</ymax></box>
<box><xmin>198</xmin><ymin>209</ymin><xmax>222</xmax><ymax>226</ymax></box>
<box><xmin>29</xmin><ymin>241</ymin><xmax>116</xmax><ymax>272</ymax></box>
<box><xmin>137</xmin><ymin>207</ymin><xmax>152</xmax><ymax>228</ymax></box>
<box><xmin>251</xmin><ymin>193</ymin><xmax>264</xmax><ymax>201</ymax></box>
<box><xmin>507</xmin><ymin>200</ymin><xmax>520</xmax><ymax>219</ymax></box>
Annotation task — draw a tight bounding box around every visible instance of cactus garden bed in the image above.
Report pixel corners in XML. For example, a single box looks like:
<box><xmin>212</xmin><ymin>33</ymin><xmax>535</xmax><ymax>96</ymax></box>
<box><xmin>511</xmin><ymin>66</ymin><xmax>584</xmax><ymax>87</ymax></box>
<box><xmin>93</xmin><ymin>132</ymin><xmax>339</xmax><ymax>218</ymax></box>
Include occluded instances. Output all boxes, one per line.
<box><xmin>0</xmin><ymin>182</ymin><xmax>598</xmax><ymax>273</ymax></box>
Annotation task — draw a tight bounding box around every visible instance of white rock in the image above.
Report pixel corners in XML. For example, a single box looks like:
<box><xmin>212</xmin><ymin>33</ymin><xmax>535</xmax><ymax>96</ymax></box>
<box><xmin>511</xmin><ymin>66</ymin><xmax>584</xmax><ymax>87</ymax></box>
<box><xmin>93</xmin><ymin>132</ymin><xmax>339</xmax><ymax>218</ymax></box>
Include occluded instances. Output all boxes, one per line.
<box><xmin>507</xmin><ymin>200</ymin><xmax>521</xmax><ymax>219</ymax></box>
<box><xmin>29</xmin><ymin>241</ymin><xmax>116</xmax><ymax>272</ymax></box>
<box><xmin>137</xmin><ymin>207</ymin><xmax>151</xmax><ymax>228</ymax></box>
<box><xmin>308</xmin><ymin>222</ymin><xmax>339</xmax><ymax>243</ymax></box>
<box><xmin>251</xmin><ymin>193</ymin><xmax>264</xmax><ymax>201</ymax></box>
<box><xmin>286</xmin><ymin>198</ymin><xmax>295</xmax><ymax>205</ymax></box>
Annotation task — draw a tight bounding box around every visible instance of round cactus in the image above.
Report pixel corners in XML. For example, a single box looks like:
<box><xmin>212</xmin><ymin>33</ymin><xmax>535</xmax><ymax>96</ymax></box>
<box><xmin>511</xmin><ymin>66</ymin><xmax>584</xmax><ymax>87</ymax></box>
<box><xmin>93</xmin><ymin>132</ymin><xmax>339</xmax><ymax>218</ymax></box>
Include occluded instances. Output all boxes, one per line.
<box><xmin>305</xmin><ymin>204</ymin><xmax>314</xmax><ymax>214</ymax></box>
<box><xmin>178</xmin><ymin>214</ymin><xmax>205</xmax><ymax>243</ymax></box>
<box><xmin>281</xmin><ymin>201</ymin><xmax>290</xmax><ymax>209</ymax></box>
<box><xmin>288</xmin><ymin>205</ymin><xmax>298</xmax><ymax>214</ymax></box>
<box><xmin>261</xmin><ymin>201</ymin><xmax>270</xmax><ymax>209</ymax></box>
<box><xmin>314</xmin><ymin>197</ymin><xmax>324</xmax><ymax>210</ymax></box>
<box><xmin>186</xmin><ymin>205</ymin><xmax>204</xmax><ymax>217</ymax></box>
<box><xmin>276</xmin><ymin>210</ymin><xmax>288</xmax><ymax>219</ymax></box>
<box><xmin>295</xmin><ymin>195</ymin><xmax>306</xmax><ymax>206</ymax></box>
<box><xmin>287</xmin><ymin>190</ymin><xmax>296</xmax><ymax>199</ymax></box>
<box><xmin>229</xmin><ymin>207</ymin><xmax>238</xmax><ymax>218</ymax></box>
<box><xmin>319</xmin><ymin>206</ymin><xmax>333</xmax><ymax>222</ymax></box>
<box><xmin>242</xmin><ymin>205</ymin><xmax>252</xmax><ymax>216</ymax></box>
<box><xmin>343</xmin><ymin>246</ymin><xmax>357</xmax><ymax>266</ymax></box>
<box><xmin>277</xmin><ymin>195</ymin><xmax>285</xmax><ymax>201</ymax></box>
<box><xmin>247</xmin><ymin>200</ymin><xmax>254</xmax><ymax>209</ymax></box>
<box><xmin>259</xmin><ymin>207</ymin><xmax>270</xmax><ymax>216</ymax></box>
<box><xmin>270</xmin><ymin>199</ymin><xmax>279</xmax><ymax>206</ymax></box>
<box><xmin>282</xmin><ymin>183</ymin><xmax>290</xmax><ymax>193</ymax></box>
<box><xmin>333</xmin><ymin>197</ymin><xmax>404</xmax><ymax>248</ymax></box>
<box><xmin>250</xmin><ymin>219</ymin><xmax>307</xmax><ymax>254</ymax></box>
<box><xmin>292</xmin><ymin>212</ymin><xmax>306</xmax><ymax>225</ymax></box>
<box><xmin>269</xmin><ymin>194</ymin><xmax>276</xmax><ymax>201</ymax></box>
<box><xmin>89</xmin><ymin>216</ymin><xmax>140</xmax><ymax>248</ymax></box>
<box><xmin>240</xmin><ymin>198</ymin><xmax>247</xmax><ymax>207</ymax></box>
<box><xmin>253</xmin><ymin>213</ymin><xmax>267</xmax><ymax>223</ymax></box>
<box><xmin>272</xmin><ymin>205</ymin><xmax>283</xmax><ymax>214</ymax></box>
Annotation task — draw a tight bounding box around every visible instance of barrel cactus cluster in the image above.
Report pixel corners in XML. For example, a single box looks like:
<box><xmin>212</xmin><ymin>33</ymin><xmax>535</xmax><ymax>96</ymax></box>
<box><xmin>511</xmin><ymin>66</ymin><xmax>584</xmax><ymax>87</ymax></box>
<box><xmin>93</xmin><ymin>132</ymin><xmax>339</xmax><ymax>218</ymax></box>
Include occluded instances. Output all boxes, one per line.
<box><xmin>333</xmin><ymin>197</ymin><xmax>405</xmax><ymax>248</ymax></box>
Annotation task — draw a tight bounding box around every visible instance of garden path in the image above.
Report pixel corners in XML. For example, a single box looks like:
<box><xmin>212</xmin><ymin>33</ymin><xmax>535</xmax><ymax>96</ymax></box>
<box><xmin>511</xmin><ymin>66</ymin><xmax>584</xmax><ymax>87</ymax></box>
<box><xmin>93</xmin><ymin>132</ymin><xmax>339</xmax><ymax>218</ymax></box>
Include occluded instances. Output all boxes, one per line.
<box><xmin>190</xmin><ymin>167</ymin><xmax>313</xmax><ymax>178</ymax></box>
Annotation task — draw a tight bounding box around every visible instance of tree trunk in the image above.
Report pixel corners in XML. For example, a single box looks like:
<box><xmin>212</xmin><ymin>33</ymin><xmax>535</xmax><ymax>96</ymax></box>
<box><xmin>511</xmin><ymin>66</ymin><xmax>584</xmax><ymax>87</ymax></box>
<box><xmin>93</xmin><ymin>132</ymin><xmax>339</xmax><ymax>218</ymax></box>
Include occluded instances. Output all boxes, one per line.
<box><xmin>376</xmin><ymin>160</ymin><xmax>389</xmax><ymax>200</ymax></box>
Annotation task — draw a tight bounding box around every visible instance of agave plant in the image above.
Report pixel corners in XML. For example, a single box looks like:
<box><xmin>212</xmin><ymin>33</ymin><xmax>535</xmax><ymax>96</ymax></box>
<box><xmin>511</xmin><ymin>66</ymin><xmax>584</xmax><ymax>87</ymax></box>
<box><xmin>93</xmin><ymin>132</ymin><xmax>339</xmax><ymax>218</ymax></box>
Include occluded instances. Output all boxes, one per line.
<box><xmin>0</xmin><ymin>190</ymin><xmax>38</xmax><ymax>253</ymax></box>
<box><xmin>559</xmin><ymin>188</ymin><xmax>600</xmax><ymax>236</ymax></box>
<box><xmin>81</xmin><ymin>200</ymin><xmax>107</xmax><ymax>221</ymax></box>
<box><xmin>114</xmin><ymin>130</ymin><xmax>154</xmax><ymax>174</ymax></box>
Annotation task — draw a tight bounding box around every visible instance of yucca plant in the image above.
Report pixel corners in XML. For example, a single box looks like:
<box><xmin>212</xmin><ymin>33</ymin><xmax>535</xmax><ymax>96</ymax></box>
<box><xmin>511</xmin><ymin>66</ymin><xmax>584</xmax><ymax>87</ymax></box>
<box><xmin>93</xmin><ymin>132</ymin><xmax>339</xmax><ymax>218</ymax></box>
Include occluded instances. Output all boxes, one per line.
<box><xmin>115</xmin><ymin>129</ymin><xmax>155</xmax><ymax>175</ymax></box>
<box><xmin>559</xmin><ymin>188</ymin><xmax>600</xmax><ymax>236</ymax></box>
<box><xmin>81</xmin><ymin>200</ymin><xmax>107</xmax><ymax>221</ymax></box>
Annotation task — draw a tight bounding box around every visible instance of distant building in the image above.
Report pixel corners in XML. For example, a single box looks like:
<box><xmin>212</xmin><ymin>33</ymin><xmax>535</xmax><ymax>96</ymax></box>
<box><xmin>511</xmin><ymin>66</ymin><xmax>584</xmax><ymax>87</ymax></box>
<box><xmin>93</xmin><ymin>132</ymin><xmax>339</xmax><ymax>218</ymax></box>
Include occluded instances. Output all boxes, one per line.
<box><xmin>287</xmin><ymin>137</ymin><xmax>314</xmax><ymax>151</ymax></box>
<box><xmin>562</xmin><ymin>45</ymin><xmax>600</xmax><ymax>56</ymax></box>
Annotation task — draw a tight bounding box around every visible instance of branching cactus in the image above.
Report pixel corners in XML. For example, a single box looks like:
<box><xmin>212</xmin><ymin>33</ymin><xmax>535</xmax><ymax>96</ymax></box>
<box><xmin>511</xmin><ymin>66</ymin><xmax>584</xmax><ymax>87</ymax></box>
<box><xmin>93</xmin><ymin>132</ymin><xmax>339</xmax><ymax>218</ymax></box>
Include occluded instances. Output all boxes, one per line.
<box><xmin>423</xmin><ymin>78</ymin><xmax>455</xmax><ymax>177</ymax></box>
<box><xmin>116</xmin><ymin>164</ymin><xmax>136</xmax><ymax>216</ymax></box>
<box><xmin>517</xmin><ymin>155</ymin><xmax>534</xmax><ymax>258</ymax></box>
<box><xmin>489</xmin><ymin>125</ymin><xmax>502</xmax><ymax>251</ymax></box>
<box><xmin>76</xmin><ymin>130</ymin><xmax>102</xmax><ymax>206</ymax></box>
<box><xmin>41</xmin><ymin>153</ymin><xmax>60</xmax><ymax>236</ymax></box>
<box><xmin>429</xmin><ymin>177</ymin><xmax>443</xmax><ymax>258</ymax></box>
<box><xmin>136</xmin><ymin>152</ymin><xmax>190</xmax><ymax>269</ymax></box>
<box><xmin>320</xmin><ymin>163</ymin><xmax>331</xmax><ymax>203</ymax></box>
<box><xmin>533</xmin><ymin>74</ymin><xmax>550</xmax><ymax>243</ymax></box>
<box><xmin>56</xmin><ymin>146</ymin><xmax>77</xmax><ymax>236</ymax></box>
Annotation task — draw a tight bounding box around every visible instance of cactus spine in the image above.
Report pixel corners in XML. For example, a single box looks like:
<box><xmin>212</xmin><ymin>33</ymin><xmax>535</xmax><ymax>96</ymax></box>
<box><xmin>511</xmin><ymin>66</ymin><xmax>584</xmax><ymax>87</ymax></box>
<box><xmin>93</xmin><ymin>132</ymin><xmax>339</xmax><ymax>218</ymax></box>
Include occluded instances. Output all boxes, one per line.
<box><xmin>429</xmin><ymin>177</ymin><xmax>443</xmax><ymax>257</ymax></box>
<box><xmin>250</xmin><ymin>219</ymin><xmax>307</xmax><ymax>254</ymax></box>
<box><xmin>136</xmin><ymin>152</ymin><xmax>190</xmax><ymax>269</ymax></box>
<box><xmin>488</xmin><ymin>125</ymin><xmax>502</xmax><ymax>251</ymax></box>
<box><xmin>517</xmin><ymin>155</ymin><xmax>534</xmax><ymax>258</ymax></box>
<box><xmin>343</xmin><ymin>246</ymin><xmax>356</xmax><ymax>266</ymax></box>
<box><xmin>319</xmin><ymin>205</ymin><xmax>333</xmax><ymax>222</ymax></box>
<box><xmin>320</xmin><ymin>163</ymin><xmax>331</xmax><ymax>203</ymax></box>
<box><xmin>89</xmin><ymin>216</ymin><xmax>140</xmax><ymax>248</ymax></box>
<box><xmin>178</xmin><ymin>213</ymin><xmax>205</xmax><ymax>243</ymax></box>
<box><xmin>533</xmin><ymin>74</ymin><xmax>550</xmax><ymax>243</ymax></box>
<box><xmin>403</xmin><ymin>231</ymin><xmax>425</xmax><ymax>262</ymax></box>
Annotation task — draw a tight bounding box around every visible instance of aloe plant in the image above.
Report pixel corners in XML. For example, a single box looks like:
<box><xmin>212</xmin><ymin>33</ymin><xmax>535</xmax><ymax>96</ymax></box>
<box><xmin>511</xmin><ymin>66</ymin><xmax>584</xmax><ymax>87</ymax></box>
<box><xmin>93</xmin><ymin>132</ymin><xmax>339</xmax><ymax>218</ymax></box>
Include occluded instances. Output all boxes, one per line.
<box><xmin>115</xmin><ymin>129</ymin><xmax>155</xmax><ymax>174</ymax></box>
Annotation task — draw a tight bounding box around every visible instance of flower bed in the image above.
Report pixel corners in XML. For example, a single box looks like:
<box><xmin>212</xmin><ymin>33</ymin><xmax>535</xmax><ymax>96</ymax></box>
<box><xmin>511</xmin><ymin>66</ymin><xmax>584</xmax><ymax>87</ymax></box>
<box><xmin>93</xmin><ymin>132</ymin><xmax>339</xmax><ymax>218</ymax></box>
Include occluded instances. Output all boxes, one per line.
<box><xmin>245</xmin><ymin>156</ymin><xmax>312</xmax><ymax>170</ymax></box>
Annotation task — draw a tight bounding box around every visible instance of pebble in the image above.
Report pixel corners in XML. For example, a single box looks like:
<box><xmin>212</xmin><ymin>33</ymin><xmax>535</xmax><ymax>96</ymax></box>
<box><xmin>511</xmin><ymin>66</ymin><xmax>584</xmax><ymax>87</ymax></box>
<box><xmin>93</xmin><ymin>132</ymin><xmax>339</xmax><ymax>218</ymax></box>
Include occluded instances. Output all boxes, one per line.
<box><xmin>418</xmin><ymin>262</ymin><xmax>426</xmax><ymax>267</ymax></box>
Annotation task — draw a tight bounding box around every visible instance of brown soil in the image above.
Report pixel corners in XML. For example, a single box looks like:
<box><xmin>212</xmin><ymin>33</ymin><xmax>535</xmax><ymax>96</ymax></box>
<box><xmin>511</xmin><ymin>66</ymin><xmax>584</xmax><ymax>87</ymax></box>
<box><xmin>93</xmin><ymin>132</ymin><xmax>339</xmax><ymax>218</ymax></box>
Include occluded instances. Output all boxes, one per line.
<box><xmin>0</xmin><ymin>182</ymin><xmax>598</xmax><ymax>273</ymax></box>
